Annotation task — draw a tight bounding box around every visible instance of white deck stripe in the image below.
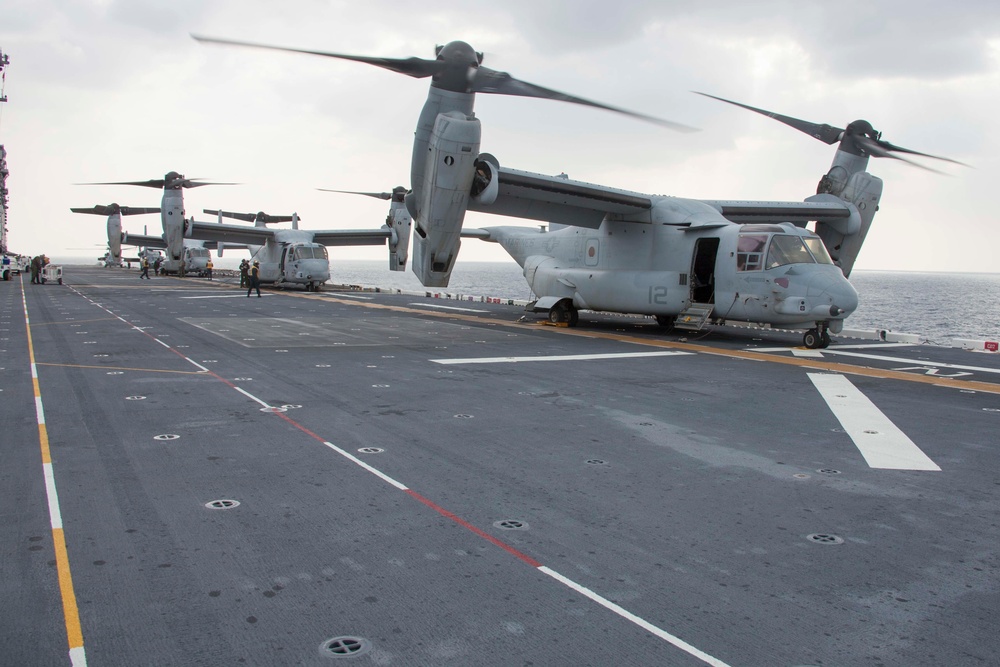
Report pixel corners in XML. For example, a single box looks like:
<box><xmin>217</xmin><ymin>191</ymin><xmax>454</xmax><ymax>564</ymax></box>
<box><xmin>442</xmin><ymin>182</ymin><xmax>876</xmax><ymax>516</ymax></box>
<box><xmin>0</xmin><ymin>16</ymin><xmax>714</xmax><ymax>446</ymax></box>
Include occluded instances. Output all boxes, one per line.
<box><xmin>753</xmin><ymin>343</ymin><xmax>914</xmax><ymax>352</ymax></box>
<box><xmin>822</xmin><ymin>349</ymin><xmax>1000</xmax><ymax>375</ymax></box>
<box><xmin>232</xmin><ymin>386</ymin><xmax>271</xmax><ymax>408</ymax></box>
<box><xmin>431</xmin><ymin>351</ymin><xmax>693</xmax><ymax>365</ymax></box>
<box><xmin>321</xmin><ymin>442</ymin><xmax>409</xmax><ymax>490</ymax></box>
<box><xmin>35</xmin><ymin>396</ymin><xmax>45</xmax><ymax>424</ymax></box>
<box><xmin>407</xmin><ymin>302</ymin><xmax>489</xmax><ymax>313</ymax></box>
<box><xmin>184</xmin><ymin>358</ymin><xmax>210</xmax><ymax>372</ymax></box>
<box><xmin>808</xmin><ymin>373</ymin><xmax>940</xmax><ymax>471</ymax></box>
<box><xmin>791</xmin><ymin>349</ymin><xmax>824</xmax><ymax>358</ymax></box>
<box><xmin>180</xmin><ymin>294</ymin><xmax>262</xmax><ymax>299</ymax></box>
<box><xmin>43</xmin><ymin>463</ymin><xmax>64</xmax><ymax>530</ymax></box>
<box><xmin>539</xmin><ymin>567</ymin><xmax>732</xmax><ymax>667</ymax></box>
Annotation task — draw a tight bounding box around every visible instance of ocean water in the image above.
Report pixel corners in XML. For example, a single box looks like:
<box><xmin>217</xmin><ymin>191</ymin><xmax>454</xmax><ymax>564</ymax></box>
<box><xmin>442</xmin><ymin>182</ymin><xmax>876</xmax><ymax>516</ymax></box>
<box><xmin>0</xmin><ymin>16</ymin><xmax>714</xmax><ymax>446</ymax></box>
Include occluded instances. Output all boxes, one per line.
<box><xmin>49</xmin><ymin>256</ymin><xmax>1000</xmax><ymax>342</ymax></box>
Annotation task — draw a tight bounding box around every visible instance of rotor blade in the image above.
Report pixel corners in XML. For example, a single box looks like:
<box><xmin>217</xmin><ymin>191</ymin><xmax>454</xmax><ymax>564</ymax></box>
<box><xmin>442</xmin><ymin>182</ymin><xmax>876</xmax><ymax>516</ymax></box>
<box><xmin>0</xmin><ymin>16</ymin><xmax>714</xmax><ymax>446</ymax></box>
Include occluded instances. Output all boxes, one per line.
<box><xmin>183</xmin><ymin>180</ymin><xmax>237</xmax><ymax>188</ymax></box>
<box><xmin>120</xmin><ymin>207</ymin><xmax>161</xmax><ymax>215</ymax></box>
<box><xmin>871</xmin><ymin>138</ymin><xmax>969</xmax><ymax>167</ymax></box>
<box><xmin>192</xmin><ymin>35</ymin><xmax>446</xmax><ymax>79</ymax></box>
<box><xmin>317</xmin><ymin>188</ymin><xmax>393</xmax><ymax>200</ymax></box>
<box><xmin>257</xmin><ymin>213</ymin><xmax>296</xmax><ymax>223</ymax></box>
<box><xmin>853</xmin><ymin>136</ymin><xmax>943</xmax><ymax>174</ymax></box>
<box><xmin>474</xmin><ymin>67</ymin><xmax>698</xmax><ymax>133</ymax></box>
<box><xmin>79</xmin><ymin>180</ymin><xmax>166</xmax><ymax>188</ymax></box>
<box><xmin>203</xmin><ymin>209</ymin><xmax>256</xmax><ymax>222</ymax></box>
<box><xmin>70</xmin><ymin>206</ymin><xmax>112</xmax><ymax>215</ymax></box>
<box><xmin>694</xmin><ymin>92</ymin><xmax>844</xmax><ymax>145</ymax></box>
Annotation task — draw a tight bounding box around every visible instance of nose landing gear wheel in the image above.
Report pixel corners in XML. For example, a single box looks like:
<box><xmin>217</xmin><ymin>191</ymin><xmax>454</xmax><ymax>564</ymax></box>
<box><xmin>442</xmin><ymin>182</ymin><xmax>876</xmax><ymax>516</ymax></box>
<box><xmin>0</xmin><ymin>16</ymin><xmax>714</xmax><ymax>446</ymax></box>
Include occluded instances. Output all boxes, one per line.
<box><xmin>803</xmin><ymin>328</ymin><xmax>831</xmax><ymax>349</ymax></box>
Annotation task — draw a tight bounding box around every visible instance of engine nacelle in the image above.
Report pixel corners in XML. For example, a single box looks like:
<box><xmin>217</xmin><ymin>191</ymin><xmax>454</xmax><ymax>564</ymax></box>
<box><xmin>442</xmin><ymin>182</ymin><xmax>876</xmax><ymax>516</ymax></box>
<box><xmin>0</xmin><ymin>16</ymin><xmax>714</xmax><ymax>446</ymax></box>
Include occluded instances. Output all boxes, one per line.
<box><xmin>412</xmin><ymin>111</ymin><xmax>481</xmax><ymax>287</ymax></box>
<box><xmin>811</xmin><ymin>171</ymin><xmax>882</xmax><ymax>278</ymax></box>
<box><xmin>387</xmin><ymin>204</ymin><xmax>412</xmax><ymax>272</ymax></box>
<box><xmin>107</xmin><ymin>213</ymin><xmax>123</xmax><ymax>259</ymax></box>
<box><xmin>470</xmin><ymin>155</ymin><xmax>499</xmax><ymax>206</ymax></box>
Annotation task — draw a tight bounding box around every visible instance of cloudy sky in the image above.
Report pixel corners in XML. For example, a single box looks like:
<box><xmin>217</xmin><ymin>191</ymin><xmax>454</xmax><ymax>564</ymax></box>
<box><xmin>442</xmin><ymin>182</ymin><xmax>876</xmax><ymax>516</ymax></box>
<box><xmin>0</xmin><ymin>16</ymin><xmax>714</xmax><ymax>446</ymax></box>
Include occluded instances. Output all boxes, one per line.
<box><xmin>1</xmin><ymin>0</ymin><xmax>997</xmax><ymax>273</ymax></box>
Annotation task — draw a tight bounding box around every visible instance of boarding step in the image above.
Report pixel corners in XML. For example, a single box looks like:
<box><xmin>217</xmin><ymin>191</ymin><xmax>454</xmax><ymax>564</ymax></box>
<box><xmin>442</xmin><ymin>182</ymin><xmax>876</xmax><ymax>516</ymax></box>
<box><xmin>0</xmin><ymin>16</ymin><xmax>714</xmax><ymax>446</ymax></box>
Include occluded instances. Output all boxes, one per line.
<box><xmin>674</xmin><ymin>303</ymin><xmax>714</xmax><ymax>331</ymax></box>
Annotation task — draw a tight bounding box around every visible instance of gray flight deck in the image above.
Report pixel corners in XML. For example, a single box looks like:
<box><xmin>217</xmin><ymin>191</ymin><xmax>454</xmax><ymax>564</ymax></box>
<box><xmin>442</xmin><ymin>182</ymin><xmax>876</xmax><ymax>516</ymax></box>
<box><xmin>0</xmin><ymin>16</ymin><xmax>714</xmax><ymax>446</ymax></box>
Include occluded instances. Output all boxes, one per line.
<box><xmin>2</xmin><ymin>266</ymin><xmax>998</xmax><ymax>666</ymax></box>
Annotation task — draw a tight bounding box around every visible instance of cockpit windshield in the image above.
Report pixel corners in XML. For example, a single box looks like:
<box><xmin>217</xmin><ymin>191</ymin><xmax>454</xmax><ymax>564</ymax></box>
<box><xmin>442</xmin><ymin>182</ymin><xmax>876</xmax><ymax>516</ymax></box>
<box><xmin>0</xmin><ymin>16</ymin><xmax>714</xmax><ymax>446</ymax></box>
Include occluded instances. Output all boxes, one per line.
<box><xmin>803</xmin><ymin>237</ymin><xmax>834</xmax><ymax>264</ymax></box>
<box><xmin>766</xmin><ymin>235</ymin><xmax>814</xmax><ymax>269</ymax></box>
<box><xmin>292</xmin><ymin>245</ymin><xmax>329</xmax><ymax>260</ymax></box>
<box><xmin>737</xmin><ymin>233</ymin><xmax>834</xmax><ymax>271</ymax></box>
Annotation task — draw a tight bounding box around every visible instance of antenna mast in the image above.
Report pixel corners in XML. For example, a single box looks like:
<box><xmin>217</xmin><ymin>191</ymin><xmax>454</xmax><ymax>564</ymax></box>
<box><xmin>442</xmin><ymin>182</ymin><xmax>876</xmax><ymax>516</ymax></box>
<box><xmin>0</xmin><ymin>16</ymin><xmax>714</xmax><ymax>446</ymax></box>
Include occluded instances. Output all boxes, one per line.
<box><xmin>1</xmin><ymin>47</ymin><xmax>10</xmax><ymax>253</ymax></box>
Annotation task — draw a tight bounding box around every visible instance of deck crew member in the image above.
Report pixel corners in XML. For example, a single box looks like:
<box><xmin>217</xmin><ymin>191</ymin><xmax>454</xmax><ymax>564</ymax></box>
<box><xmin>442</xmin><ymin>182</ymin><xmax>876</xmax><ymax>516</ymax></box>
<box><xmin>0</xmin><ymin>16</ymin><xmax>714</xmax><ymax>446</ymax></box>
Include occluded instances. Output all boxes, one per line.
<box><xmin>247</xmin><ymin>260</ymin><xmax>261</xmax><ymax>297</ymax></box>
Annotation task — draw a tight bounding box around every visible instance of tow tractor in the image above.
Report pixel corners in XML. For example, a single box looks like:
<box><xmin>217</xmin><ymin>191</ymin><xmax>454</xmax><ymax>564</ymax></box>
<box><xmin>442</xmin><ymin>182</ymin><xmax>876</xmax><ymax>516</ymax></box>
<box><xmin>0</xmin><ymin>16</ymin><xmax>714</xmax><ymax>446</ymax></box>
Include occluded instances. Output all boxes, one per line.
<box><xmin>40</xmin><ymin>264</ymin><xmax>63</xmax><ymax>285</ymax></box>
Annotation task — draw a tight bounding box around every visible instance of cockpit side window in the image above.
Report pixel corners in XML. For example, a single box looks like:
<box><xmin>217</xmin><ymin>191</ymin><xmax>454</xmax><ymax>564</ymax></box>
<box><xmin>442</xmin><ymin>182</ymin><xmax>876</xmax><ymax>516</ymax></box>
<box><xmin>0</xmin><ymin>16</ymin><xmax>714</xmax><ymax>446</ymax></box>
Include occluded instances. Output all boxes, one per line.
<box><xmin>766</xmin><ymin>235</ymin><xmax>814</xmax><ymax>269</ymax></box>
<box><xmin>803</xmin><ymin>237</ymin><xmax>834</xmax><ymax>265</ymax></box>
<box><xmin>737</xmin><ymin>234</ymin><xmax>767</xmax><ymax>271</ymax></box>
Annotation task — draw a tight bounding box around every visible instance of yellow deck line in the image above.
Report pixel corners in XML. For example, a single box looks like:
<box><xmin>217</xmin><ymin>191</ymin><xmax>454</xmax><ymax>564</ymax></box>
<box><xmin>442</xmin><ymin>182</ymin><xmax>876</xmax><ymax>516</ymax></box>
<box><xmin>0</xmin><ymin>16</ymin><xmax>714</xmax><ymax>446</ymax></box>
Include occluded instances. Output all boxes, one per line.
<box><xmin>310</xmin><ymin>294</ymin><xmax>1000</xmax><ymax>396</ymax></box>
<box><xmin>21</xmin><ymin>281</ymin><xmax>87</xmax><ymax>665</ymax></box>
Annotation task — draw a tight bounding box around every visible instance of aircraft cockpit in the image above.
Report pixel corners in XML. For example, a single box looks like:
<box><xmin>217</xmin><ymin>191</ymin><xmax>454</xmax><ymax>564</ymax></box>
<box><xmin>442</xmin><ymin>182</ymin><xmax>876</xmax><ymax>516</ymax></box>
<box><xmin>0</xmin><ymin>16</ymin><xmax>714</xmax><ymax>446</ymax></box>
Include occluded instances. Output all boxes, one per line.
<box><xmin>736</xmin><ymin>224</ymin><xmax>833</xmax><ymax>272</ymax></box>
<box><xmin>288</xmin><ymin>244</ymin><xmax>329</xmax><ymax>261</ymax></box>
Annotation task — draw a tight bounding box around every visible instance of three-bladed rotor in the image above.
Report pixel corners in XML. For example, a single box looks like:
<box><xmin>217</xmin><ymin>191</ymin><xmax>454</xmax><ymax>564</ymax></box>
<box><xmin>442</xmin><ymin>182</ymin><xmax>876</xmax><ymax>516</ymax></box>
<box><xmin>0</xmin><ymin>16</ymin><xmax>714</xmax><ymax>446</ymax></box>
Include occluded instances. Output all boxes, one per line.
<box><xmin>81</xmin><ymin>172</ymin><xmax>235</xmax><ymax>189</ymax></box>
<box><xmin>204</xmin><ymin>209</ymin><xmax>298</xmax><ymax>224</ymax></box>
<box><xmin>70</xmin><ymin>204</ymin><xmax>160</xmax><ymax>216</ymax></box>
<box><xmin>695</xmin><ymin>92</ymin><xmax>967</xmax><ymax>171</ymax></box>
<box><xmin>193</xmin><ymin>36</ymin><xmax>697</xmax><ymax>133</ymax></box>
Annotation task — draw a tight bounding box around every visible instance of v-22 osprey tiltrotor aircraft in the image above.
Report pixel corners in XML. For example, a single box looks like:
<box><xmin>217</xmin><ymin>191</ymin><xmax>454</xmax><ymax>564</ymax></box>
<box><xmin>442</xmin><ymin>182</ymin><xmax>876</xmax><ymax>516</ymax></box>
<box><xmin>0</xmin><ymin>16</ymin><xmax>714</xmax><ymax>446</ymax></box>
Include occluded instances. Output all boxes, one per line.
<box><xmin>81</xmin><ymin>171</ymin><xmax>233</xmax><ymax>275</ymax></box>
<box><xmin>195</xmin><ymin>37</ymin><xmax>964</xmax><ymax>348</ymax></box>
<box><xmin>184</xmin><ymin>206</ymin><xmax>408</xmax><ymax>291</ymax></box>
<box><xmin>69</xmin><ymin>203</ymin><xmax>160</xmax><ymax>267</ymax></box>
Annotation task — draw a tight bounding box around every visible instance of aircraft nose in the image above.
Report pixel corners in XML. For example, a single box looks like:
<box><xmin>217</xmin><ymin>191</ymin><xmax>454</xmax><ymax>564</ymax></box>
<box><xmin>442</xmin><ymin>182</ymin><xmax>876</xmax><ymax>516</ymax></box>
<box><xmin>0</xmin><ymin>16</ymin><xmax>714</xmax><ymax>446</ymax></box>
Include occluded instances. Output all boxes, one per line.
<box><xmin>811</xmin><ymin>271</ymin><xmax>858</xmax><ymax>317</ymax></box>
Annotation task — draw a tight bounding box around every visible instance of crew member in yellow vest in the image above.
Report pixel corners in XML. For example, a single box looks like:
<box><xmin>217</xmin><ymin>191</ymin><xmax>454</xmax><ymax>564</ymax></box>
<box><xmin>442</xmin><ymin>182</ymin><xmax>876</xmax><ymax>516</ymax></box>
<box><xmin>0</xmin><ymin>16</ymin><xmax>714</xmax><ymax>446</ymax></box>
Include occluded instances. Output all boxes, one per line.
<box><xmin>247</xmin><ymin>260</ymin><xmax>261</xmax><ymax>297</ymax></box>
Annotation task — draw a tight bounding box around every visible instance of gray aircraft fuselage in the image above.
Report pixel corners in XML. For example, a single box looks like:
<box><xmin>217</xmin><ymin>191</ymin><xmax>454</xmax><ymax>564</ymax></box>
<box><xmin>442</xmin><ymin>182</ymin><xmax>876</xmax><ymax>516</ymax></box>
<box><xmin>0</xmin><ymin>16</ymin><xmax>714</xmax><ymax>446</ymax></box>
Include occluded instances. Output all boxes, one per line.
<box><xmin>481</xmin><ymin>197</ymin><xmax>859</xmax><ymax>331</ymax></box>
<box><xmin>246</xmin><ymin>230</ymin><xmax>331</xmax><ymax>289</ymax></box>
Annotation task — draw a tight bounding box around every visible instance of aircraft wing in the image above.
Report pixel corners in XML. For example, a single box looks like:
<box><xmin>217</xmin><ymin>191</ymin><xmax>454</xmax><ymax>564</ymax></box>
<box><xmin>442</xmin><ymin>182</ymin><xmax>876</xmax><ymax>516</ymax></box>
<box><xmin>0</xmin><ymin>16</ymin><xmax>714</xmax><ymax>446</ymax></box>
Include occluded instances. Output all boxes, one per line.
<box><xmin>468</xmin><ymin>166</ymin><xmax>654</xmax><ymax>228</ymax></box>
<box><xmin>123</xmin><ymin>232</ymin><xmax>167</xmax><ymax>249</ymax></box>
<box><xmin>186</xmin><ymin>221</ymin><xmax>276</xmax><ymax>245</ymax></box>
<box><xmin>310</xmin><ymin>229</ymin><xmax>391</xmax><ymax>247</ymax></box>
<box><xmin>703</xmin><ymin>199</ymin><xmax>853</xmax><ymax>225</ymax></box>
<box><xmin>466</xmin><ymin>165</ymin><xmax>856</xmax><ymax>229</ymax></box>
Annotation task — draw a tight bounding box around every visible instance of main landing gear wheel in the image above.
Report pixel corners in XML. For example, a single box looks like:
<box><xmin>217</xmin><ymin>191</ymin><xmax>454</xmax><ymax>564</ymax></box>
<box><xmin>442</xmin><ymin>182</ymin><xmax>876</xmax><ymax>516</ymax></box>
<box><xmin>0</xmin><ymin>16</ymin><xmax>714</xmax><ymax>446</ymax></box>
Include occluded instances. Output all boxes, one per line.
<box><xmin>548</xmin><ymin>301</ymin><xmax>579</xmax><ymax>327</ymax></box>
<box><xmin>655</xmin><ymin>315</ymin><xmax>676</xmax><ymax>332</ymax></box>
<box><xmin>803</xmin><ymin>327</ymin><xmax>831</xmax><ymax>349</ymax></box>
